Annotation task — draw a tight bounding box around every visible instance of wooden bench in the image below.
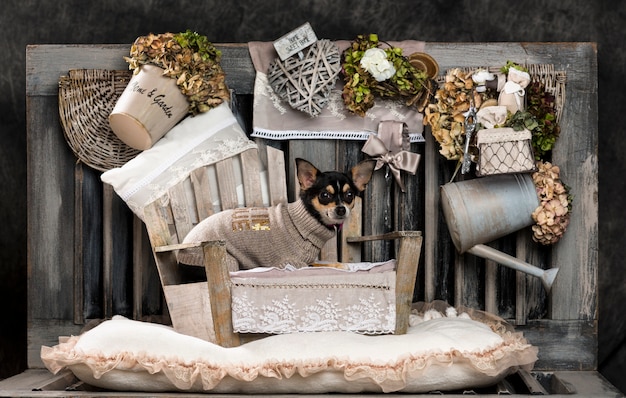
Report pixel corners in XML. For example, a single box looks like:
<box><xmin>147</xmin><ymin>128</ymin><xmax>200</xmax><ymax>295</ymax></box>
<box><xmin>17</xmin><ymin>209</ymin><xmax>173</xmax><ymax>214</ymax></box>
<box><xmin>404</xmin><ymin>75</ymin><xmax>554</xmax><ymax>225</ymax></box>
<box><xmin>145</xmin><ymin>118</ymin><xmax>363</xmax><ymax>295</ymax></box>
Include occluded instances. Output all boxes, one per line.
<box><xmin>141</xmin><ymin>143</ymin><xmax>422</xmax><ymax>346</ymax></box>
<box><xmin>1</xmin><ymin>41</ymin><xmax>621</xmax><ymax>396</ymax></box>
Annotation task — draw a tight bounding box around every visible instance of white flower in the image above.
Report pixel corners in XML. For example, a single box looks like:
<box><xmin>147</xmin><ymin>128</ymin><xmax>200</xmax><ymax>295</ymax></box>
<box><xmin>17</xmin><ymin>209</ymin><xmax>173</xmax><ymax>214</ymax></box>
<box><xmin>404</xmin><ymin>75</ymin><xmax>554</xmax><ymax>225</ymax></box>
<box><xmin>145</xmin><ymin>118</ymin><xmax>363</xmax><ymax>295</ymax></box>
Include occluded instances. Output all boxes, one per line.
<box><xmin>360</xmin><ymin>48</ymin><xmax>396</xmax><ymax>82</ymax></box>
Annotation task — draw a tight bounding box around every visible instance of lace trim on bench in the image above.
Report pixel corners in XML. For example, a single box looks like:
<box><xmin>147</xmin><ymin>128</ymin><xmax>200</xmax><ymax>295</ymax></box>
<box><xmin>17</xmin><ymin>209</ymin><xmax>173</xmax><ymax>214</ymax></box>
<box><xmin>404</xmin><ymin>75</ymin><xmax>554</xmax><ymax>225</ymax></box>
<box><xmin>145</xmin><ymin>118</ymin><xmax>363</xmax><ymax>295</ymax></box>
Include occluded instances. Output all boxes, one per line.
<box><xmin>230</xmin><ymin>268</ymin><xmax>396</xmax><ymax>335</ymax></box>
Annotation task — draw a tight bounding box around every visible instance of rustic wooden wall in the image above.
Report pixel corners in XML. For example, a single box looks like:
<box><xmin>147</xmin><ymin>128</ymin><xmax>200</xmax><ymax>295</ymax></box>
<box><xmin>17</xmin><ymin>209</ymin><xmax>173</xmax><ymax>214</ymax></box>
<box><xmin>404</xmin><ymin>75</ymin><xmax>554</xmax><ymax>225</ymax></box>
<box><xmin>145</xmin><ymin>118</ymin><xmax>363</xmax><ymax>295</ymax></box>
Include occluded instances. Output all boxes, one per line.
<box><xmin>1</xmin><ymin>0</ymin><xmax>624</xmax><ymax>393</ymax></box>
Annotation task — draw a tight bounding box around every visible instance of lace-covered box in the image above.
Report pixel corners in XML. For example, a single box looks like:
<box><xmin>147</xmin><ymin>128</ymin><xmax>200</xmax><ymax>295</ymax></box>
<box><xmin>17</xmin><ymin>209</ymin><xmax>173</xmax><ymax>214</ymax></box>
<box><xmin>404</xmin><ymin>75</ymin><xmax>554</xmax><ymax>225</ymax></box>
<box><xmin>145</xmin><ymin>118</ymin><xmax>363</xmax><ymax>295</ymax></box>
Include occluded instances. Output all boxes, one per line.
<box><xmin>229</xmin><ymin>260</ymin><xmax>396</xmax><ymax>335</ymax></box>
<box><xmin>475</xmin><ymin>127</ymin><xmax>537</xmax><ymax>176</ymax></box>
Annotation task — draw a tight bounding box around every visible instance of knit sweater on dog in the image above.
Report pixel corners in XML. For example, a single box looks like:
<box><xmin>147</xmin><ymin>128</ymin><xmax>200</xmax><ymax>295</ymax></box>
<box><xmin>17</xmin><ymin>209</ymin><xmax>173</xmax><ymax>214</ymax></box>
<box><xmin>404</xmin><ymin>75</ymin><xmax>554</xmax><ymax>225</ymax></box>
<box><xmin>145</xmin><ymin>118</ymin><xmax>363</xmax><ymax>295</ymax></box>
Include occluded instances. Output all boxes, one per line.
<box><xmin>177</xmin><ymin>199</ymin><xmax>336</xmax><ymax>271</ymax></box>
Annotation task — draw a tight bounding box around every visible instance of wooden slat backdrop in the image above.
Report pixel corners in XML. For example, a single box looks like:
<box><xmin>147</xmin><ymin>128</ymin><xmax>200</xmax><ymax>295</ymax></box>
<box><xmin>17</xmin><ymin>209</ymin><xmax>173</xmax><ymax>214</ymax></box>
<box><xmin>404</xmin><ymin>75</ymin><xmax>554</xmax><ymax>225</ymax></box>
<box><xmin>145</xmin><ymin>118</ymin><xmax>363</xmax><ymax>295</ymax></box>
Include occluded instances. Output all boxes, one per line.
<box><xmin>26</xmin><ymin>42</ymin><xmax>597</xmax><ymax>371</ymax></box>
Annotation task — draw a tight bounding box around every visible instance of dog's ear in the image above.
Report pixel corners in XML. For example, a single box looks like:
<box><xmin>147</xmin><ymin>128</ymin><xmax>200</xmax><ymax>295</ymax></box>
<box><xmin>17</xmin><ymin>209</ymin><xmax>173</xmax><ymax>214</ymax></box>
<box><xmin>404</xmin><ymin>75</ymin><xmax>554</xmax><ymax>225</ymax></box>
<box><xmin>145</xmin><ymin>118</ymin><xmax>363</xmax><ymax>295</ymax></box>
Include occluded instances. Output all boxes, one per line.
<box><xmin>351</xmin><ymin>159</ymin><xmax>376</xmax><ymax>192</ymax></box>
<box><xmin>296</xmin><ymin>158</ymin><xmax>320</xmax><ymax>191</ymax></box>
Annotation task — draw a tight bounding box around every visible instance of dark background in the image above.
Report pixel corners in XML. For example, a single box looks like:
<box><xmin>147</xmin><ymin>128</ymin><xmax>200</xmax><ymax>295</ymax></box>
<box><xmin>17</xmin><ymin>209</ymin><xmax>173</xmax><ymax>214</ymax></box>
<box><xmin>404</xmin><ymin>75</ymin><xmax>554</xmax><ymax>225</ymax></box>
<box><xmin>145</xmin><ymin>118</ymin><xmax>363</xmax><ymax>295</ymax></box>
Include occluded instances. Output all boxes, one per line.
<box><xmin>1</xmin><ymin>0</ymin><xmax>624</xmax><ymax>393</ymax></box>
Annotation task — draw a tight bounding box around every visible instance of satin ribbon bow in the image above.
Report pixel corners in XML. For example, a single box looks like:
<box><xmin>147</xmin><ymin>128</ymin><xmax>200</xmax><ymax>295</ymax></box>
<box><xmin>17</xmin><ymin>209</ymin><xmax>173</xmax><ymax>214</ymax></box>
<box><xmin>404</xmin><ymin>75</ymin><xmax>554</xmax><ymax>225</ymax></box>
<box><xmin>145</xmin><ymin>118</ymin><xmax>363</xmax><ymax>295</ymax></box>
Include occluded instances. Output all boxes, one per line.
<box><xmin>361</xmin><ymin>121</ymin><xmax>420</xmax><ymax>192</ymax></box>
<box><xmin>476</xmin><ymin>105</ymin><xmax>508</xmax><ymax>129</ymax></box>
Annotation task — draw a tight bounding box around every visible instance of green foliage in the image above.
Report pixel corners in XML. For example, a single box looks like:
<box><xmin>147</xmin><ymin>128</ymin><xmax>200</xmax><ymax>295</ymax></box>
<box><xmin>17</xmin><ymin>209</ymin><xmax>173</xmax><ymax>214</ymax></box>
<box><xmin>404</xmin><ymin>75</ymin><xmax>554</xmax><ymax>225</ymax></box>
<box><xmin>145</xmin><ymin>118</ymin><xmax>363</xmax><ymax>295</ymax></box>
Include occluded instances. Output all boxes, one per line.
<box><xmin>504</xmin><ymin>80</ymin><xmax>560</xmax><ymax>160</ymax></box>
<box><xmin>500</xmin><ymin>60</ymin><xmax>528</xmax><ymax>75</ymax></box>
<box><xmin>174</xmin><ymin>30</ymin><xmax>222</xmax><ymax>62</ymax></box>
<box><xmin>341</xmin><ymin>34</ymin><xmax>431</xmax><ymax>116</ymax></box>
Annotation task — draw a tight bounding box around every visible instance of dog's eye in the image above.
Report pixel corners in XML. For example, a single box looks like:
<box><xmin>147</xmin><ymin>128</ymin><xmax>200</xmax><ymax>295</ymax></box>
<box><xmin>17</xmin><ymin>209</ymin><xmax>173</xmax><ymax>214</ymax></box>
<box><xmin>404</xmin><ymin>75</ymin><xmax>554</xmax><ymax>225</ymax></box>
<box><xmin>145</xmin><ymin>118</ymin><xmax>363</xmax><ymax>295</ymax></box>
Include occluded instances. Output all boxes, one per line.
<box><xmin>343</xmin><ymin>190</ymin><xmax>355</xmax><ymax>203</ymax></box>
<box><xmin>319</xmin><ymin>191</ymin><xmax>332</xmax><ymax>204</ymax></box>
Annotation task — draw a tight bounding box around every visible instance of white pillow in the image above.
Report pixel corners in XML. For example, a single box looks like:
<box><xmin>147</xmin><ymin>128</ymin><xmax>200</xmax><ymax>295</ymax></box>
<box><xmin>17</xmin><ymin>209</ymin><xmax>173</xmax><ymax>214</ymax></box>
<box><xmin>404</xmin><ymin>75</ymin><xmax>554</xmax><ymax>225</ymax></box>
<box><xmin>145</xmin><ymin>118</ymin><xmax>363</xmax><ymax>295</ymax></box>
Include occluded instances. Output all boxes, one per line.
<box><xmin>100</xmin><ymin>102</ymin><xmax>262</xmax><ymax>220</ymax></box>
<box><xmin>40</xmin><ymin>302</ymin><xmax>537</xmax><ymax>394</ymax></box>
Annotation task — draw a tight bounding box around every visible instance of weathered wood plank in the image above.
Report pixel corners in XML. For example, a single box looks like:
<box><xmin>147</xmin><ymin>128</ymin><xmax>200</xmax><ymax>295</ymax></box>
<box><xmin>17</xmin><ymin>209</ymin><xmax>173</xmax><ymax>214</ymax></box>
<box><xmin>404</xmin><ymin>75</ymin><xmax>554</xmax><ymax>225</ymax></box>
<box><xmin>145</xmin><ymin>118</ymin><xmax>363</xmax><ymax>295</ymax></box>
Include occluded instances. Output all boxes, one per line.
<box><xmin>26</xmin><ymin>43</ymin><xmax>254</xmax><ymax>96</ymax></box>
<box><xmin>168</xmin><ymin>181</ymin><xmax>195</xmax><ymax>240</ymax></box>
<box><xmin>423</xmin><ymin>128</ymin><xmax>439</xmax><ymax>302</ymax></box>
<box><xmin>101</xmin><ymin>184</ymin><xmax>114</xmax><ymax>319</ymax></box>
<box><xmin>204</xmin><ymin>241</ymin><xmax>240</xmax><ymax>347</ymax></box>
<box><xmin>190</xmin><ymin>167</ymin><xmax>215</xmax><ymax>220</ymax></box>
<box><xmin>161</xmin><ymin>281</ymin><xmax>216</xmax><ymax>342</ymax></box>
<box><xmin>239</xmin><ymin>148</ymin><xmax>264</xmax><ymax>207</ymax></box>
<box><xmin>142</xmin><ymin>200</ymin><xmax>175</xmax><ymax>248</ymax></box>
<box><xmin>341</xmin><ymin>197</ymin><xmax>362</xmax><ymax>263</ymax></box>
<box><xmin>215</xmin><ymin>157</ymin><xmax>239</xmax><ymax>210</ymax></box>
<box><xmin>26</xmin><ymin>320</ymin><xmax>83</xmax><ymax>369</ymax></box>
<box><xmin>74</xmin><ymin>163</ymin><xmax>104</xmax><ymax>322</ymax></box>
<box><xmin>394</xmin><ymin>233</ymin><xmax>423</xmax><ymax>334</ymax></box>
<box><xmin>519</xmin><ymin>319</ymin><xmax>597</xmax><ymax>371</ymax></box>
<box><xmin>265</xmin><ymin>145</ymin><xmax>288</xmax><ymax>206</ymax></box>
<box><xmin>73</xmin><ymin>164</ymin><xmax>85</xmax><ymax>324</ymax></box>
<box><xmin>27</xmin><ymin>96</ymin><xmax>76</xmax><ymax>328</ymax></box>
<box><xmin>363</xmin><ymin>168</ymin><xmax>393</xmax><ymax>262</ymax></box>
<box><xmin>515</xmin><ymin>231</ymin><xmax>530</xmax><ymax>325</ymax></box>
<box><xmin>105</xmin><ymin>186</ymin><xmax>134</xmax><ymax>319</ymax></box>
<box><xmin>547</xmin><ymin>45</ymin><xmax>598</xmax><ymax>321</ymax></box>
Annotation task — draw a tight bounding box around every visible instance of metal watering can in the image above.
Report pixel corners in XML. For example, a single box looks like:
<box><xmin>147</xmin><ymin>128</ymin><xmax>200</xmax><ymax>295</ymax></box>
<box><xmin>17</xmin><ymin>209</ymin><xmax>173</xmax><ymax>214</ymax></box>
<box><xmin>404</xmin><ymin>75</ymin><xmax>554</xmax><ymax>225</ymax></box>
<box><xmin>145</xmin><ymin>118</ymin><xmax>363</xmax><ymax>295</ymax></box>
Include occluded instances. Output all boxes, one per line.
<box><xmin>440</xmin><ymin>173</ymin><xmax>559</xmax><ymax>292</ymax></box>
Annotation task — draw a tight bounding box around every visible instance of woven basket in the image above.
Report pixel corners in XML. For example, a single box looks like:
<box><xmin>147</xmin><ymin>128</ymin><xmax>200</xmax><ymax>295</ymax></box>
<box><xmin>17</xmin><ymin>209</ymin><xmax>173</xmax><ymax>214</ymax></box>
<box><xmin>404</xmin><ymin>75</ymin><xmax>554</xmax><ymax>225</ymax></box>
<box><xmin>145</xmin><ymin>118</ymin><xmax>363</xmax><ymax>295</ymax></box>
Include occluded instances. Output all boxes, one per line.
<box><xmin>58</xmin><ymin>69</ymin><xmax>140</xmax><ymax>172</ymax></box>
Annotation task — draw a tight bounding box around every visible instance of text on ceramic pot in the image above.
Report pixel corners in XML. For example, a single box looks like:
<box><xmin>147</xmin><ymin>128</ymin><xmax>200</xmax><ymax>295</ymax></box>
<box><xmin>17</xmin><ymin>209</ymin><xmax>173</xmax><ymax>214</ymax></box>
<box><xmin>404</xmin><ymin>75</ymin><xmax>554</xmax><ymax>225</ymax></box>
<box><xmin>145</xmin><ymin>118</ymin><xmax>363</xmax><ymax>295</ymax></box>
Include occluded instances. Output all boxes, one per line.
<box><xmin>128</xmin><ymin>81</ymin><xmax>176</xmax><ymax>118</ymax></box>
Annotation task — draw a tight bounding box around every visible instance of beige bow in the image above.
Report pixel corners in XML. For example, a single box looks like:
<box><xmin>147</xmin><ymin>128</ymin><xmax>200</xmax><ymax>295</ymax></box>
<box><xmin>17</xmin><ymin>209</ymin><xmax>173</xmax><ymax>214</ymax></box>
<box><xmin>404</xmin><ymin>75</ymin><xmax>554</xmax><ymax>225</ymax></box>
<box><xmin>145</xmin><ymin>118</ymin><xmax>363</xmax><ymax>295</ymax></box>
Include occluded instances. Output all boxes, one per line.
<box><xmin>477</xmin><ymin>105</ymin><xmax>508</xmax><ymax>129</ymax></box>
<box><xmin>361</xmin><ymin>121</ymin><xmax>420</xmax><ymax>192</ymax></box>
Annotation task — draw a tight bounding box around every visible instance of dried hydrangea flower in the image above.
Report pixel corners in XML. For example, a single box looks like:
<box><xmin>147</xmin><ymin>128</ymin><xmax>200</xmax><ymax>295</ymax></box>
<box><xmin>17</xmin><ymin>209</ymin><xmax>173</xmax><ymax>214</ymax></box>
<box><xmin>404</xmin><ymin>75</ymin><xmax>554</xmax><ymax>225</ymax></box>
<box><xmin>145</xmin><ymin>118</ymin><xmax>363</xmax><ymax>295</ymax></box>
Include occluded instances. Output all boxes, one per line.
<box><xmin>531</xmin><ymin>161</ymin><xmax>573</xmax><ymax>245</ymax></box>
<box><xmin>124</xmin><ymin>30</ymin><xmax>229</xmax><ymax>116</ymax></box>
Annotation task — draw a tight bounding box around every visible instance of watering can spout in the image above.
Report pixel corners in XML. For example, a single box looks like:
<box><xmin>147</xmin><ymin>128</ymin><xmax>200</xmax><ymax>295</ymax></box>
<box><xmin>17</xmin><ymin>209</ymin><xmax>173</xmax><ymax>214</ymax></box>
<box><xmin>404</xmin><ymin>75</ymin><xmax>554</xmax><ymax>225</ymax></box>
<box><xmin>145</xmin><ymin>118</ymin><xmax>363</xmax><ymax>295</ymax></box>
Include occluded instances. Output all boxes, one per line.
<box><xmin>541</xmin><ymin>267</ymin><xmax>559</xmax><ymax>293</ymax></box>
<box><xmin>467</xmin><ymin>244</ymin><xmax>558</xmax><ymax>292</ymax></box>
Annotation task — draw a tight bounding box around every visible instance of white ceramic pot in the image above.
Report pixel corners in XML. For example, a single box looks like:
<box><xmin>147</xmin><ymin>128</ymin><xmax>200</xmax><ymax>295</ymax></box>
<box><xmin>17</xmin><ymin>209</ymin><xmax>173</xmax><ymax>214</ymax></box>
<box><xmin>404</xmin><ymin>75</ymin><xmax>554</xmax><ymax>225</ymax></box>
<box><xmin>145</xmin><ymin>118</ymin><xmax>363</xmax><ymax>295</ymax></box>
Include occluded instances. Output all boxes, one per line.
<box><xmin>109</xmin><ymin>65</ymin><xmax>189</xmax><ymax>150</ymax></box>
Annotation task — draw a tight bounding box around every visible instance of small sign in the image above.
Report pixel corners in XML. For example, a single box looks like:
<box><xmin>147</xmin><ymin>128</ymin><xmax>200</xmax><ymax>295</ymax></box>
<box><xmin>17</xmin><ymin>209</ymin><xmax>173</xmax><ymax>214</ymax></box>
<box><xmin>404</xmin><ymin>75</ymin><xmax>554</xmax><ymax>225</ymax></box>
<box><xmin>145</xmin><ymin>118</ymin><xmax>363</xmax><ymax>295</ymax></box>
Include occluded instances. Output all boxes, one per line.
<box><xmin>273</xmin><ymin>22</ymin><xmax>318</xmax><ymax>61</ymax></box>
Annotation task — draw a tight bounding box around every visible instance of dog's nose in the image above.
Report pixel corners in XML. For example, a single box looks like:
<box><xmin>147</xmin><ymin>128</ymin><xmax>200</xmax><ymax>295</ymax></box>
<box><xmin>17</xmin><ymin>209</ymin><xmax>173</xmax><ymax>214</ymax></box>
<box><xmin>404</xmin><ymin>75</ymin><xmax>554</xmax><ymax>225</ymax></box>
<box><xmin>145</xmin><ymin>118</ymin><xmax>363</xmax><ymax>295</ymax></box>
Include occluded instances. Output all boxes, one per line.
<box><xmin>336</xmin><ymin>206</ymin><xmax>346</xmax><ymax>217</ymax></box>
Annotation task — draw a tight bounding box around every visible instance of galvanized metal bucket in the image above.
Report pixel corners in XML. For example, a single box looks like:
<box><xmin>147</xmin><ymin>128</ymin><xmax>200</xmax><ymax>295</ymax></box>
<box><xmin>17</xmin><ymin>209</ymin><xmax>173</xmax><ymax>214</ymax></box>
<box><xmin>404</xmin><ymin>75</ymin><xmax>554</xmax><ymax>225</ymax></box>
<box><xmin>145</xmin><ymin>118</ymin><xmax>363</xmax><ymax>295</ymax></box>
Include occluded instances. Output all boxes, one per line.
<box><xmin>440</xmin><ymin>173</ymin><xmax>539</xmax><ymax>253</ymax></box>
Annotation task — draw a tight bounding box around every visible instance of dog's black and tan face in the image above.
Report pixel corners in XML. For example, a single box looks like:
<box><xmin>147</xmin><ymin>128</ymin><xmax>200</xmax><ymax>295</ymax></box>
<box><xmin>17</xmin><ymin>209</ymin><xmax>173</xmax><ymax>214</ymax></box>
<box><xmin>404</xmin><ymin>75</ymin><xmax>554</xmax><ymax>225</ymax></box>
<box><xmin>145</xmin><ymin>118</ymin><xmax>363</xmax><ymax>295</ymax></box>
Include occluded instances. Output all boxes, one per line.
<box><xmin>296</xmin><ymin>158</ymin><xmax>375</xmax><ymax>228</ymax></box>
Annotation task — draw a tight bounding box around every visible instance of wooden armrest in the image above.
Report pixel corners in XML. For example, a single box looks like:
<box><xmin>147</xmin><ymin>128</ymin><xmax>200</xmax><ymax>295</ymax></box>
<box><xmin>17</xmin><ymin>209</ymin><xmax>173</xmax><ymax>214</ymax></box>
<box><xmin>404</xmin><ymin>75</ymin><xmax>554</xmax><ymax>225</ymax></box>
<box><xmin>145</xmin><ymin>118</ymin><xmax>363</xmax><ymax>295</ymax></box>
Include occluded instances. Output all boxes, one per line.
<box><xmin>346</xmin><ymin>230</ymin><xmax>422</xmax><ymax>243</ymax></box>
<box><xmin>154</xmin><ymin>240</ymin><xmax>226</xmax><ymax>253</ymax></box>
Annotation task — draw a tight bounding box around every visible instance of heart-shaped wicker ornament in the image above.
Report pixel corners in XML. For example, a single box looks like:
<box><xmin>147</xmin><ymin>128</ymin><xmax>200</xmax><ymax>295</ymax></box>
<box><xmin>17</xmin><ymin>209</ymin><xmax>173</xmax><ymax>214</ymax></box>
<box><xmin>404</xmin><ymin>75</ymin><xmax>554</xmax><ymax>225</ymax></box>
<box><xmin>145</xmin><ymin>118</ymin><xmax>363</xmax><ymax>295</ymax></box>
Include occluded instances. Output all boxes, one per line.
<box><xmin>268</xmin><ymin>39</ymin><xmax>341</xmax><ymax>117</ymax></box>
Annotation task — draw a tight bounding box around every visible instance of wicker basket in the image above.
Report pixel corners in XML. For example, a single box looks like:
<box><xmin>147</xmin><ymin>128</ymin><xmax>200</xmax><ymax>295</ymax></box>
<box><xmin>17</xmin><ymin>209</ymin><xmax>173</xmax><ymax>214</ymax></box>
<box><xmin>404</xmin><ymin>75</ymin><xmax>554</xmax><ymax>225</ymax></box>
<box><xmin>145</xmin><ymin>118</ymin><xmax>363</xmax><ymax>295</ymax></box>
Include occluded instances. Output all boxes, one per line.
<box><xmin>58</xmin><ymin>69</ymin><xmax>140</xmax><ymax>172</ymax></box>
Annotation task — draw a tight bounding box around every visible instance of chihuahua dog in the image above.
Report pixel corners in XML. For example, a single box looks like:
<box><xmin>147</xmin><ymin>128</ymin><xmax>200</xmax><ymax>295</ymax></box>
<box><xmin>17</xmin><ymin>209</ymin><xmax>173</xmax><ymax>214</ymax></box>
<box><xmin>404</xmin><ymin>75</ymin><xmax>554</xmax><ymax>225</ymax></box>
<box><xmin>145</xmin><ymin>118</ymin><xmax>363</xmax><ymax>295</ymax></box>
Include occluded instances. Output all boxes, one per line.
<box><xmin>176</xmin><ymin>158</ymin><xmax>375</xmax><ymax>271</ymax></box>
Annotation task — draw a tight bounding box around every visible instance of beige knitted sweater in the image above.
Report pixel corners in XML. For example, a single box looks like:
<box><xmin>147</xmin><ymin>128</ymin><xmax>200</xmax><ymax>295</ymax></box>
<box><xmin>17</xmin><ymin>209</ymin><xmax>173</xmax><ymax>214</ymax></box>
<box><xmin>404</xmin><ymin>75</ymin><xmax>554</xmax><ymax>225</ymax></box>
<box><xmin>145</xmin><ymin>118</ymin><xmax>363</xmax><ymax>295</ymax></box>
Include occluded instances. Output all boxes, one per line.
<box><xmin>177</xmin><ymin>200</ymin><xmax>336</xmax><ymax>271</ymax></box>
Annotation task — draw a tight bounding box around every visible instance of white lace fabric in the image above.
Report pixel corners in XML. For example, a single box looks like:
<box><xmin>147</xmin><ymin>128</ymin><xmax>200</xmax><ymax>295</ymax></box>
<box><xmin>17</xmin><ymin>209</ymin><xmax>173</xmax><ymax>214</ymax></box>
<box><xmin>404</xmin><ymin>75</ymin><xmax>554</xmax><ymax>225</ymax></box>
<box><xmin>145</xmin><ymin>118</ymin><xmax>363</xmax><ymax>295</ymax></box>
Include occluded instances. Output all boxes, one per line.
<box><xmin>230</xmin><ymin>261</ymin><xmax>397</xmax><ymax>334</ymax></box>
<box><xmin>101</xmin><ymin>103</ymin><xmax>260</xmax><ymax>220</ymax></box>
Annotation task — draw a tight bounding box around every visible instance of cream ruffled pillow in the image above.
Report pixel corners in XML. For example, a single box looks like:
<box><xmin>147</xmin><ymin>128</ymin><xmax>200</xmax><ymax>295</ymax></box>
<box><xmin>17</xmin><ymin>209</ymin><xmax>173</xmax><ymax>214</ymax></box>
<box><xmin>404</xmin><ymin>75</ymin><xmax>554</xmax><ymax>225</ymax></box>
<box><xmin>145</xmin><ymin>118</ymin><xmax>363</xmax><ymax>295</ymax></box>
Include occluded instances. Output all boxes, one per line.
<box><xmin>40</xmin><ymin>302</ymin><xmax>537</xmax><ymax>394</ymax></box>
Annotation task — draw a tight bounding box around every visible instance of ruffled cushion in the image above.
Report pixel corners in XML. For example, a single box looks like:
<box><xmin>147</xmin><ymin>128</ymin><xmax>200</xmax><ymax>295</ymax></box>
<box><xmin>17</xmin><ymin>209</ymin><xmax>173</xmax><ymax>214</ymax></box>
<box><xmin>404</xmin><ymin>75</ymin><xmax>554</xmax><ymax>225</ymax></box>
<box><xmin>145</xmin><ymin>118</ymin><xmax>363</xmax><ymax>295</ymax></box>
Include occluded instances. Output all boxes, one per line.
<box><xmin>40</xmin><ymin>302</ymin><xmax>537</xmax><ymax>394</ymax></box>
